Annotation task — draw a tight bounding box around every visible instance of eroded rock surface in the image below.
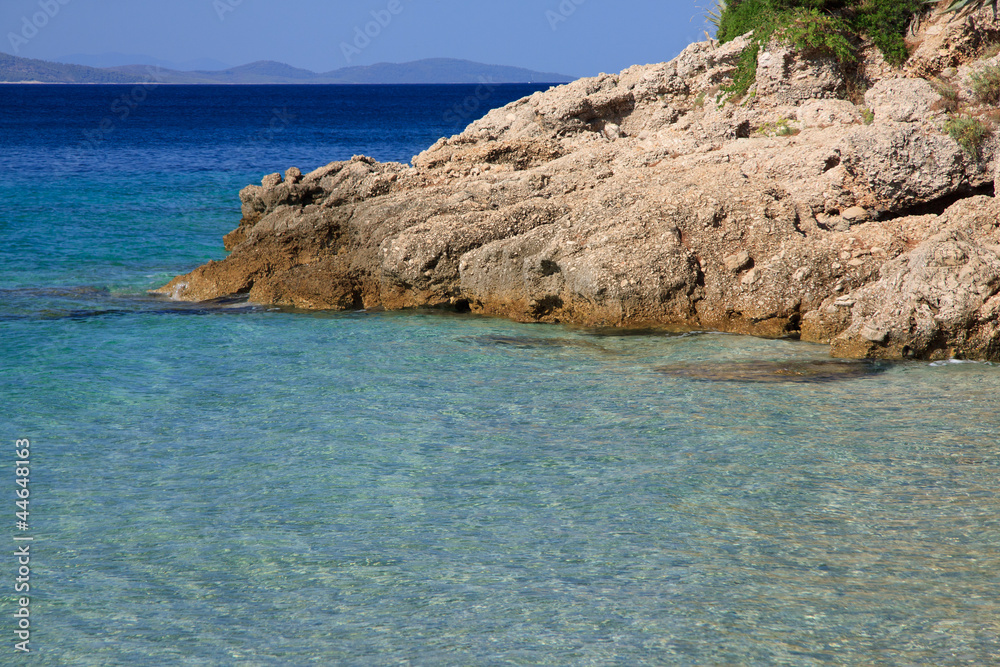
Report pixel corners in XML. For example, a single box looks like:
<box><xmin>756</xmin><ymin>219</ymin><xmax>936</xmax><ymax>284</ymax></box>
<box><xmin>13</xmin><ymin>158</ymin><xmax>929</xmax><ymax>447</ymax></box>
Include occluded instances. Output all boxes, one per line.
<box><xmin>156</xmin><ymin>8</ymin><xmax>1000</xmax><ymax>360</ymax></box>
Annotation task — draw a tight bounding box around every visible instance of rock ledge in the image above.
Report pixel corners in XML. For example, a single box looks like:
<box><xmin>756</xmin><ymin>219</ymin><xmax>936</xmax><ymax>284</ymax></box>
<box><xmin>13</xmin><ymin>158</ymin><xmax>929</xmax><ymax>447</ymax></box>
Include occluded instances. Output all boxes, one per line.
<box><xmin>156</xmin><ymin>9</ymin><xmax>1000</xmax><ymax>361</ymax></box>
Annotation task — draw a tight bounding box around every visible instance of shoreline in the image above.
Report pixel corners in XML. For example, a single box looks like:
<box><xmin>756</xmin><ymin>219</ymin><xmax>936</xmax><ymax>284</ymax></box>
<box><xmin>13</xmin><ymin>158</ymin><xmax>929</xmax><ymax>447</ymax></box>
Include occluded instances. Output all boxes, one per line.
<box><xmin>143</xmin><ymin>7</ymin><xmax>999</xmax><ymax>361</ymax></box>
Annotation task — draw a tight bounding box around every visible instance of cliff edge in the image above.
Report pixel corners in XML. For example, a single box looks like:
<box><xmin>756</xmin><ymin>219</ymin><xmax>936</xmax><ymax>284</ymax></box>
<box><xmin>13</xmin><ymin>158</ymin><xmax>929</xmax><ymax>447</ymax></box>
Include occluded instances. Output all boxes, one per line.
<box><xmin>156</xmin><ymin>7</ymin><xmax>1000</xmax><ymax>361</ymax></box>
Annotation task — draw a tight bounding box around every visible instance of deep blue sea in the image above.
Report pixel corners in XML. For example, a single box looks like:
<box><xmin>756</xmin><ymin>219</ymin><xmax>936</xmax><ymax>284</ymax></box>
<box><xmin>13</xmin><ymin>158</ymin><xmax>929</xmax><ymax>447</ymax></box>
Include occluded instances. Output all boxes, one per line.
<box><xmin>2</xmin><ymin>84</ymin><xmax>1000</xmax><ymax>666</ymax></box>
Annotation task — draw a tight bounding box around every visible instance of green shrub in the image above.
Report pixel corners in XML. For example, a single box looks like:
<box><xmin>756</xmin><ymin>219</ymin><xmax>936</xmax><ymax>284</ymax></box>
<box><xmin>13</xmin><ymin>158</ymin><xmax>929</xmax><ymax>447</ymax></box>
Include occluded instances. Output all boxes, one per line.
<box><xmin>861</xmin><ymin>107</ymin><xmax>875</xmax><ymax>125</ymax></box>
<box><xmin>717</xmin><ymin>0</ymin><xmax>840</xmax><ymax>44</ymax></box>
<box><xmin>726</xmin><ymin>41</ymin><xmax>762</xmax><ymax>98</ymax></box>
<box><xmin>945</xmin><ymin>116</ymin><xmax>993</xmax><ymax>159</ymax></box>
<box><xmin>778</xmin><ymin>8</ymin><xmax>856</xmax><ymax>62</ymax></box>
<box><xmin>717</xmin><ymin>0</ymin><xmax>773</xmax><ymax>44</ymax></box>
<box><xmin>970</xmin><ymin>65</ymin><xmax>1000</xmax><ymax>105</ymax></box>
<box><xmin>719</xmin><ymin>4</ymin><xmax>856</xmax><ymax>98</ymax></box>
<box><xmin>851</xmin><ymin>0</ymin><xmax>924</xmax><ymax>67</ymax></box>
<box><xmin>716</xmin><ymin>0</ymin><xmax>925</xmax><ymax>99</ymax></box>
<box><xmin>719</xmin><ymin>1</ymin><xmax>924</xmax><ymax>63</ymax></box>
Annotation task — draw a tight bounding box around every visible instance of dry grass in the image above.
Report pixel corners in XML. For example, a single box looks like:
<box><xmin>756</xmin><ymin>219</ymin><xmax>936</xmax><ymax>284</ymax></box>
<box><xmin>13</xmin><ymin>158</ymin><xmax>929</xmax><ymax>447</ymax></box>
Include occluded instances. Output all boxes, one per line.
<box><xmin>930</xmin><ymin>77</ymin><xmax>962</xmax><ymax>112</ymax></box>
<box><xmin>945</xmin><ymin>115</ymin><xmax>993</xmax><ymax>159</ymax></box>
<box><xmin>970</xmin><ymin>65</ymin><xmax>1000</xmax><ymax>105</ymax></box>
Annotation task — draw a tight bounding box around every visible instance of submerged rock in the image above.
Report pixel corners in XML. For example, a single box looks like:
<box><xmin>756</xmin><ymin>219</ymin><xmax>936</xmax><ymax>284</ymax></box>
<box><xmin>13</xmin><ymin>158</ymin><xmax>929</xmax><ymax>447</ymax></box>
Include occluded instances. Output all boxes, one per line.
<box><xmin>460</xmin><ymin>334</ymin><xmax>608</xmax><ymax>352</ymax></box>
<box><xmin>156</xmin><ymin>8</ymin><xmax>1000</xmax><ymax>361</ymax></box>
<box><xmin>655</xmin><ymin>359</ymin><xmax>889</xmax><ymax>383</ymax></box>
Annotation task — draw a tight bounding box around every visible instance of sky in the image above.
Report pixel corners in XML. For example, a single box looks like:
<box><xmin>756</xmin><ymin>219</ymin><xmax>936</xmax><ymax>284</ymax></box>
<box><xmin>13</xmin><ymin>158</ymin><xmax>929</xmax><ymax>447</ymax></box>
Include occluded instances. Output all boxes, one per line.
<box><xmin>2</xmin><ymin>0</ymin><xmax>718</xmax><ymax>77</ymax></box>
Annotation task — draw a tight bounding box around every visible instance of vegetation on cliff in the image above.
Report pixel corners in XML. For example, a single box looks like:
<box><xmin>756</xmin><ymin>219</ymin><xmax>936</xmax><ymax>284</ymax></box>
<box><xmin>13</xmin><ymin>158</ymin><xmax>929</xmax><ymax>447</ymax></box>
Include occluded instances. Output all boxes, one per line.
<box><xmin>970</xmin><ymin>63</ymin><xmax>1000</xmax><ymax>104</ymax></box>
<box><xmin>716</xmin><ymin>0</ymin><xmax>926</xmax><ymax>96</ymax></box>
<box><xmin>939</xmin><ymin>0</ymin><xmax>999</xmax><ymax>13</ymax></box>
<box><xmin>945</xmin><ymin>115</ymin><xmax>994</xmax><ymax>159</ymax></box>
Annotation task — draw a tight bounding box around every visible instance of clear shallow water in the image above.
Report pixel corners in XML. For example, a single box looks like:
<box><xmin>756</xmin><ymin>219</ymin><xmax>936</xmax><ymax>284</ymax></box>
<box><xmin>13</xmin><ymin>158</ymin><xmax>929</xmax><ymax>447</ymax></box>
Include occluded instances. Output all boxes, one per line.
<box><xmin>2</xmin><ymin>86</ymin><xmax>1000</xmax><ymax>665</ymax></box>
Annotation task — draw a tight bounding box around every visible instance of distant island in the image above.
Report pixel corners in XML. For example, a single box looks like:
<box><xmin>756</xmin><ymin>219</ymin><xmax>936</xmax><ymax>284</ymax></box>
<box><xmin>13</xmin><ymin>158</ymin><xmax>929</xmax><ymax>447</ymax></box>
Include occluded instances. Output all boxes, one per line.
<box><xmin>56</xmin><ymin>53</ymin><xmax>233</xmax><ymax>71</ymax></box>
<box><xmin>0</xmin><ymin>53</ymin><xmax>574</xmax><ymax>85</ymax></box>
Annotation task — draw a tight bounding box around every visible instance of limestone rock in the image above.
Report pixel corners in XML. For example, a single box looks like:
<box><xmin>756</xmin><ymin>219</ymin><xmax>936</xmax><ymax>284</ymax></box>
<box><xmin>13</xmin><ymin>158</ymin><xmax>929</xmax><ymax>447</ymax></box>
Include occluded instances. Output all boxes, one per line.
<box><xmin>840</xmin><ymin>206</ymin><xmax>869</xmax><ymax>223</ymax></box>
<box><xmin>724</xmin><ymin>251</ymin><xmax>752</xmax><ymax>273</ymax></box>
<box><xmin>155</xmin><ymin>8</ymin><xmax>1000</xmax><ymax>361</ymax></box>
<box><xmin>864</xmin><ymin>78</ymin><xmax>943</xmax><ymax>124</ymax></box>
<box><xmin>995</xmin><ymin>152</ymin><xmax>1000</xmax><ymax>194</ymax></box>
<box><xmin>841</xmin><ymin>121</ymin><xmax>983</xmax><ymax>213</ymax></box>
<box><xmin>906</xmin><ymin>6</ymin><xmax>1000</xmax><ymax>78</ymax></box>
<box><xmin>796</xmin><ymin>99</ymin><xmax>861</xmax><ymax>127</ymax></box>
<box><xmin>831</xmin><ymin>198</ymin><xmax>1000</xmax><ymax>360</ymax></box>
<box><xmin>755</xmin><ymin>42</ymin><xmax>846</xmax><ymax>105</ymax></box>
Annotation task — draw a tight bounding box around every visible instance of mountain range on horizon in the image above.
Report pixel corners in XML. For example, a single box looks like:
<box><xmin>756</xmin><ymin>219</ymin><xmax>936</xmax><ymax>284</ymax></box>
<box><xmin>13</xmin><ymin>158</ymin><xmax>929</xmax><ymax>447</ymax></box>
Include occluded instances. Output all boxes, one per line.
<box><xmin>57</xmin><ymin>52</ymin><xmax>234</xmax><ymax>72</ymax></box>
<box><xmin>0</xmin><ymin>52</ymin><xmax>575</xmax><ymax>85</ymax></box>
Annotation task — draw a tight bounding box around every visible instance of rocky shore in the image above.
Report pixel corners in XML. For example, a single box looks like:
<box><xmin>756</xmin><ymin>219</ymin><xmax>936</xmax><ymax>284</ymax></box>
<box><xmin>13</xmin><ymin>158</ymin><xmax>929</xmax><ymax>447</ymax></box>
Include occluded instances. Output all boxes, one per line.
<box><xmin>156</xmin><ymin>7</ymin><xmax>1000</xmax><ymax>361</ymax></box>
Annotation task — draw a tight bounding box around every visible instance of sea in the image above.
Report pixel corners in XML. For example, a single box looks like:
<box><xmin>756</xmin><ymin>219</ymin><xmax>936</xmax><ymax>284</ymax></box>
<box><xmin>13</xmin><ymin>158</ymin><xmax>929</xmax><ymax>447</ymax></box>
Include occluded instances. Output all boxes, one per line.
<box><xmin>1</xmin><ymin>84</ymin><xmax>999</xmax><ymax>666</ymax></box>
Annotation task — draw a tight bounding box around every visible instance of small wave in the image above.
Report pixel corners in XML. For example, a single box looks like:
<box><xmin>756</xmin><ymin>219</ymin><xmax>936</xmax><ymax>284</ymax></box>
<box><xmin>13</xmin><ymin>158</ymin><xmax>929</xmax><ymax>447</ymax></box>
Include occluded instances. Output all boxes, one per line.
<box><xmin>929</xmin><ymin>359</ymin><xmax>996</xmax><ymax>367</ymax></box>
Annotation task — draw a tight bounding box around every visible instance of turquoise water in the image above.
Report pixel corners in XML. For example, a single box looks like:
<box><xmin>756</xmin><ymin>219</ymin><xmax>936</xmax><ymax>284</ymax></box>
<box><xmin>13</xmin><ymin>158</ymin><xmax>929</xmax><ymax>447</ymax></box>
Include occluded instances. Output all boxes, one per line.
<box><xmin>2</xmin><ymin>86</ymin><xmax>1000</xmax><ymax>665</ymax></box>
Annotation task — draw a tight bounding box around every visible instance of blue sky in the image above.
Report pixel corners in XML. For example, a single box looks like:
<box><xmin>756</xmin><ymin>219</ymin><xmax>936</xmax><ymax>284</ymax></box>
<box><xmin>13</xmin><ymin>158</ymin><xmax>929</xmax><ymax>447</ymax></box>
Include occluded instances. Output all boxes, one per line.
<box><xmin>2</xmin><ymin>0</ymin><xmax>717</xmax><ymax>77</ymax></box>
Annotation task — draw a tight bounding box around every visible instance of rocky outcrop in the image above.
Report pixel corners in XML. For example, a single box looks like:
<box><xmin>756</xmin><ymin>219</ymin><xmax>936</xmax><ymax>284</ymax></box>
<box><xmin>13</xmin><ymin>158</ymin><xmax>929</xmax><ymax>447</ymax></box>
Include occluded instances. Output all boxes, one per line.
<box><xmin>823</xmin><ymin>197</ymin><xmax>1000</xmax><ymax>360</ymax></box>
<box><xmin>156</xmin><ymin>7</ymin><xmax>1000</xmax><ymax>360</ymax></box>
